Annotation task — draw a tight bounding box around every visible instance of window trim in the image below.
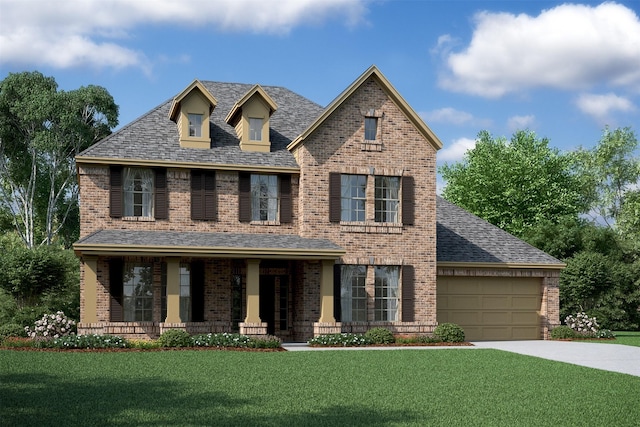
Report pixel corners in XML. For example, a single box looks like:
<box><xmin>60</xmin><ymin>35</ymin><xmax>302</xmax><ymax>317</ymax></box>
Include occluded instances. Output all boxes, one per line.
<box><xmin>188</xmin><ymin>113</ymin><xmax>203</xmax><ymax>138</ymax></box>
<box><xmin>122</xmin><ymin>262</ymin><xmax>154</xmax><ymax>322</ymax></box>
<box><xmin>374</xmin><ymin>265</ymin><xmax>400</xmax><ymax>322</ymax></box>
<box><xmin>249</xmin><ymin>117</ymin><xmax>263</xmax><ymax>141</ymax></box>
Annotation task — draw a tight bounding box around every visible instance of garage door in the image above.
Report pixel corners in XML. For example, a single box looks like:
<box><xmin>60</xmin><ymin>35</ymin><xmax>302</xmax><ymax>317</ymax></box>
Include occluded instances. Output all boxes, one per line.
<box><xmin>437</xmin><ymin>277</ymin><xmax>541</xmax><ymax>341</ymax></box>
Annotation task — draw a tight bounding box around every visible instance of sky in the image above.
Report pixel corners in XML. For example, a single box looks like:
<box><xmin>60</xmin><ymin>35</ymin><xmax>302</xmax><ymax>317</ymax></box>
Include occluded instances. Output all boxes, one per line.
<box><xmin>1</xmin><ymin>0</ymin><xmax>639</xmax><ymax>192</ymax></box>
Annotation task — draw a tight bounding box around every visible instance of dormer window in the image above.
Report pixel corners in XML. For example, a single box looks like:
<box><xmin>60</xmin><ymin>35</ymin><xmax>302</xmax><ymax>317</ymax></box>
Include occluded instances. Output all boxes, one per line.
<box><xmin>188</xmin><ymin>114</ymin><xmax>203</xmax><ymax>137</ymax></box>
<box><xmin>249</xmin><ymin>118</ymin><xmax>263</xmax><ymax>141</ymax></box>
<box><xmin>365</xmin><ymin>117</ymin><xmax>378</xmax><ymax>140</ymax></box>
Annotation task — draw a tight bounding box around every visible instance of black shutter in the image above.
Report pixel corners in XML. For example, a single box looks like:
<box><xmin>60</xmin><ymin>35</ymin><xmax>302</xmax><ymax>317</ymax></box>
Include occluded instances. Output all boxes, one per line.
<box><xmin>155</xmin><ymin>168</ymin><xmax>168</xmax><ymax>219</ymax></box>
<box><xmin>238</xmin><ymin>172</ymin><xmax>251</xmax><ymax>222</ymax></box>
<box><xmin>191</xmin><ymin>261</ymin><xmax>205</xmax><ymax>322</ymax></box>
<box><xmin>109</xmin><ymin>258</ymin><xmax>124</xmax><ymax>321</ymax></box>
<box><xmin>191</xmin><ymin>170</ymin><xmax>203</xmax><ymax>220</ymax></box>
<box><xmin>333</xmin><ymin>264</ymin><xmax>342</xmax><ymax>322</ymax></box>
<box><xmin>109</xmin><ymin>166</ymin><xmax>123</xmax><ymax>218</ymax></box>
<box><xmin>204</xmin><ymin>171</ymin><xmax>217</xmax><ymax>221</ymax></box>
<box><xmin>401</xmin><ymin>265</ymin><xmax>415</xmax><ymax>322</ymax></box>
<box><xmin>280</xmin><ymin>174</ymin><xmax>292</xmax><ymax>223</ymax></box>
<box><xmin>402</xmin><ymin>175</ymin><xmax>415</xmax><ymax>225</ymax></box>
<box><xmin>329</xmin><ymin>173</ymin><xmax>341</xmax><ymax>222</ymax></box>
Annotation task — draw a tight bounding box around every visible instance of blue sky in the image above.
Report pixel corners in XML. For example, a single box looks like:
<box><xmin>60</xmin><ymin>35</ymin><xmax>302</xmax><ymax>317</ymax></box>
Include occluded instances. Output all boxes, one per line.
<box><xmin>1</xmin><ymin>0</ymin><xmax>639</xmax><ymax>191</ymax></box>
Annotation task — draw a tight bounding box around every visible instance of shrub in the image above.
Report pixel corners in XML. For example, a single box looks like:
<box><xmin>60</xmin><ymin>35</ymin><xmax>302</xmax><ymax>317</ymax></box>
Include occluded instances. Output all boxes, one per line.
<box><xmin>34</xmin><ymin>334</ymin><xmax>128</xmax><ymax>349</ymax></box>
<box><xmin>565</xmin><ymin>312</ymin><xmax>599</xmax><ymax>335</ymax></box>
<box><xmin>596</xmin><ymin>329</ymin><xmax>615</xmax><ymax>339</ymax></box>
<box><xmin>158</xmin><ymin>329</ymin><xmax>192</xmax><ymax>347</ymax></box>
<box><xmin>395</xmin><ymin>335</ymin><xmax>442</xmax><ymax>345</ymax></box>
<box><xmin>247</xmin><ymin>335</ymin><xmax>282</xmax><ymax>349</ymax></box>
<box><xmin>25</xmin><ymin>311</ymin><xmax>76</xmax><ymax>339</ymax></box>
<box><xmin>192</xmin><ymin>332</ymin><xmax>252</xmax><ymax>348</ymax></box>
<box><xmin>308</xmin><ymin>333</ymin><xmax>372</xmax><ymax>347</ymax></box>
<box><xmin>365</xmin><ymin>327</ymin><xmax>395</xmax><ymax>344</ymax></box>
<box><xmin>128</xmin><ymin>339</ymin><xmax>162</xmax><ymax>349</ymax></box>
<box><xmin>0</xmin><ymin>323</ymin><xmax>27</xmax><ymax>341</ymax></box>
<box><xmin>1</xmin><ymin>337</ymin><xmax>34</xmax><ymax>348</ymax></box>
<box><xmin>433</xmin><ymin>323</ymin><xmax>465</xmax><ymax>342</ymax></box>
<box><xmin>550</xmin><ymin>325</ymin><xmax>577</xmax><ymax>339</ymax></box>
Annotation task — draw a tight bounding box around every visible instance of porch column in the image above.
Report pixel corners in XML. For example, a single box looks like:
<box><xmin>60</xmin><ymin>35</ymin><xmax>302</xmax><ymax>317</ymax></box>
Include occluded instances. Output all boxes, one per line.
<box><xmin>165</xmin><ymin>257</ymin><xmax>182</xmax><ymax>323</ymax></box>
<box><xmin>244</xmin><ymin>259</ymin><xmax>261</xmax><ymax>323</ymax></box>
<box><xmin>319</xmin><ymin>259</ymin><xmax>335</xmax><ymax>323</ymax></box>
<box><xmin>82</xmin><ymin>257</ymin><xmax>98</xmax><ymax>323</ymax></box>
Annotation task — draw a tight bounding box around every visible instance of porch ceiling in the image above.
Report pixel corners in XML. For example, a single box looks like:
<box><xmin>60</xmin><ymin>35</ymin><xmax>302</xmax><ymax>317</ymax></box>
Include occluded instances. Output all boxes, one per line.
<box><xmin>74</xmin><ymin>229</ymin><xmax>345</xmax><ymax>259</ymax></box>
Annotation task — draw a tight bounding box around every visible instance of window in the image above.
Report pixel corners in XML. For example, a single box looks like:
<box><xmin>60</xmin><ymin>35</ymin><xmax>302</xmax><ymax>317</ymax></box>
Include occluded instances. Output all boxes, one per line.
<box><xmin>179</xmin><ymin>263</ymin><xmax>191</xmax><ymax>322</ymax></box>
<box><xmin>188</xmin><ymin>113</ymin><xmax>202</xmax><ymax>137</ymax></box>
<box><xmin>123</xmin><ymin>263</ymin><xmax>153</xmax><ymax>321</ymax></box>
<box><xmin>341</xmin><ymin>265</ymin><xmax>367</xmax><ymax>322</ymax></box>
<box><xmin>341</xmin><ymin>174</ymin><xmax>366</xmax><ymax>222</ymax></box>
<box><xmin>374</xmin><ymin>266</ymin><xmax>399</xmax><ymax>321</ymax></box>
<box><xmin>123</xmin><ymin>168</ymin><xmax>154</xmax><ymax>217</ymax></box>
<box><xmin>375</xmin><ymin>176</ymin><xmax>400</xmax><ymax>223</ymax></box>
<box><xmin>249</xmin><ymin>118</ymin><xmax>262</xmax><ymax>141</ymax></box>
<box><xmin>251</xmin><ymin>174</ymin><xmax>278</xmax><ymax>221</ymax></box>
<box><xmin>365</xmin><ymin>117</ymin><xmax>378</xmax><ymax>140</ymax></box>
<box><xmin>231</xmin><ymin>272</ymin><xmax>243</xmax><ymax>332</ymax></box>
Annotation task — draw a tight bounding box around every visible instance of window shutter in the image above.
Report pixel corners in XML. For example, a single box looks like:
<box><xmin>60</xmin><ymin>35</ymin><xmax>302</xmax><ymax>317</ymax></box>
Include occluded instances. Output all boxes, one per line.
<box><xmin>109</xmin><ymin>166</ymin><xmax>123</xmax><ymax>218</ymax></box>
<box><xmin>109</xmin><ymin>258</ymin><xmax>124</xmax><ymax>322</ymax></box>
<box><xmin>191</xmin><ymin>261</ymin><xmax>205</xmax><ymax>322</ymax></box>
<box><xmin>238</xmin><ymin>172</ymin><xmax>251</xmax><ymax>222</ymax></box>
<box><xmin>155</xmin><ymin>168</ymin><xmax>168</xmax><ymax>219</ymax></box>
<box><xmin>401</xmin><ymin>265</ymin><xmax>415</xmax><ymax>322</ymax></box>
<box><xmin>333</xmin><ymin>264</ymin><xmax>342</xmax><ymax>322</ymax></box>
<box><xmin>279</xmin><ymin>174</ymin><xmax>292</xmax><ymax>223</ymax></box>
<box><xmin>329</xmin><ymin>173</ymin><xmax>341</xmax><ymax>222</ymax></box>
<box><xmin>402</xmin><ymin>175</ymin><xmax>415</xmax><ymax>225</ymax></box>
<box><xmin>191</xmin><ymin>170</ymin><xmax>203</xmax><ymax>220</ymax></box>
<box><xmin>204</xmin><ymin>171</ymin><xmax>217</xmax><ymax>221</ymax></box>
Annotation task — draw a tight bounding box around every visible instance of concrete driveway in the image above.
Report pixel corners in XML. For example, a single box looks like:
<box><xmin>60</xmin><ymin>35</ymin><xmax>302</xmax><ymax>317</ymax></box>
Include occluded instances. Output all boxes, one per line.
<box><xmin>472</xmin><ymin>340</ymin><xmax>640</xmax><ymax>377</ymax></box>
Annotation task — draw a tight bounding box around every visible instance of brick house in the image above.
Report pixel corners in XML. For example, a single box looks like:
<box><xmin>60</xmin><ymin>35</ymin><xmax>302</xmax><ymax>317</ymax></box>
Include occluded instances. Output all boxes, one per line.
<box><xmin>74</xmin><ymin>66</ymin><xmax>563</xmax><ymax>341</ymax></box>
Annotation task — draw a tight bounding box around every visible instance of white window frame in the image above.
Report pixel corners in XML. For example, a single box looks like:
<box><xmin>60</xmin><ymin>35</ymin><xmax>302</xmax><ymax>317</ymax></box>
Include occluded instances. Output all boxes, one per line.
<box><xmin>249</xmin><ymin>117</ymin><xmax>262</xmax><ymax>141</ymax></box>
<box><xmin>374</xmin><ymin>266</ymin><xmax>399</xmax><ymax>321</ymax></box>
<box><xmin>341</xmin><ymin>174</ymin><xmax>366</xmax><ymax>222</ymax></box>
<box><xmin>375</xmin><ymin>176</ymin><xmax>400</xmax><ymax>223</ymax></box>
<box><xmin>188</xmin><ymin>113</ymin><xmax>203</xmax><ymax>137</ymax></box>
<box><xmin>250</xmin><ymin>174</ymin><xmax>279</xmax><ymax>221</ymax></box>
<box><xmin>123</xmin><ymin>263</ymin><xmax>154</xmax><ymax>322</ymax></box>
<box><xmin>364</xmin><ymin>117</ymin><xmax>378</xmax><ymax>140</ymax></box>
<box><xmin>123</xmin><ymin>168</ymin><xmax>154</xmax><ymax>218</ymax></box>
<box><xmin>341</xmin><ymin>265</ymin><xmax>367</xmax><ymax>322</ymax></box>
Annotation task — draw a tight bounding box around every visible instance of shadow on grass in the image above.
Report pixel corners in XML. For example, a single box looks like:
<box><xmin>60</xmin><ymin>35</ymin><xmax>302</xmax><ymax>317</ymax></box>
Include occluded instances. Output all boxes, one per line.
<box><xmin>1</xmin><ymin>372</ymin><xmax>420</xmax><ymax>426</ymax></box>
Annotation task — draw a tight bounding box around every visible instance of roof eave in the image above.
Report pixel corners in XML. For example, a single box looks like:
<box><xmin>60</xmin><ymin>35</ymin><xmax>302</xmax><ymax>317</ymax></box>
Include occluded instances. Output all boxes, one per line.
<box><xmin>437</xmin><ymin>261</ymin><xmax>566</xmax><ymax>270</ymax></box>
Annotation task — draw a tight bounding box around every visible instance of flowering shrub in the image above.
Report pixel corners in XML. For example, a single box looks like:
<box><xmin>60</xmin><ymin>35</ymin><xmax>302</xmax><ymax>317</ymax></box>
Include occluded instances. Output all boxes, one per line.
<box><xmin>34</xmin><ymin>334</ymin><xmax>128</xmax><ymax>349</ymax></box>
<box><xmin>25</xmin><ymin>311</ymin><xmax>76</xmax><ymax>339</ymax></box>
<box><xmin>596</xmin><ymin>329</ymin><xmax>615</xmax><ymax>339</ymax></box>
<box><xmin>308</xmin><ymin>333</ymin><xmax>372</xmax><ymax>347</ymax></box>
<box><xmin>565</xmin><ymin>312</ymin><xmax>599</xmax><ymax>335</ymax></box>
<box><xmin>192</xmin><ymin>332</ymin><xmax>252</xmax><ymax>347</ymax></box>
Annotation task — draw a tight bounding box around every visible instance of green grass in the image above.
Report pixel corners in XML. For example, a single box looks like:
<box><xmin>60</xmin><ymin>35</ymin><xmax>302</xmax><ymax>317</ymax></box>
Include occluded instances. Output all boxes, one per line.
<box><xmin>585</xmin><ymin>331</ymin><xmax>640</xmax><ymax>347</ymax></box>
<box><xmin>2</xmin><ymin>349</ymin><xmax>639</xmax><ymax>426</ymax></box>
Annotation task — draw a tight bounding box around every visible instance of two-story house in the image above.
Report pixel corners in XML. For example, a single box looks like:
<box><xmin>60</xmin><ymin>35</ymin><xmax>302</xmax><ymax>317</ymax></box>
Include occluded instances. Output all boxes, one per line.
<box><xmin>74</xmin><ymin>66</ymin><xmax>563</xmax><ymax>342</ymax></box>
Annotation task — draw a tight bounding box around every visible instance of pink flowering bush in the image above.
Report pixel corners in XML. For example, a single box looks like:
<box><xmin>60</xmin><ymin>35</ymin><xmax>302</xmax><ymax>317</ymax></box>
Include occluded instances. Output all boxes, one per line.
<box><xmin>25</xmin><ymin>311</ymin><xmax>76</xmax><ymax>339</ymax></box>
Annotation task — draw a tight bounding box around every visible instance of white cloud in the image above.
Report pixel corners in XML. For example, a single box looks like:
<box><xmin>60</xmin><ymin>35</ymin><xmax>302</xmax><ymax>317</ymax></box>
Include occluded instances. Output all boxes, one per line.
<box><xmin>438</xmin><ymin>137</ymin><xmax>476</xmax><ymax>162</ymax></box>
<box><xmin>421</xmin><ymin>107</ymin><xmax>491</xmax><ymax>127</ymax></box>
<box><xmin>575</xmin><ymin>92</ymin><xmax>637</xmax><ymax>123</ymax></box>
<box><xmin>439</xmin><ymin>3</ymin><xmax>640</xmax><ymax>97</ymax></box>
<box><xmin>507</xmin><ymin>115</ymin><xmax>535</xmax><ymax>131</ymax></box>
<box><xmin>0</xmin><ymin>0</ymin><xmax>368</xmax><ymax>71</ymax></box>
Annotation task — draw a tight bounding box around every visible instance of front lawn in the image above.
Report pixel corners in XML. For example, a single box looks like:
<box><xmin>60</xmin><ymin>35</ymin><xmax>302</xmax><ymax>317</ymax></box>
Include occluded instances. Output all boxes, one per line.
<box><xmin>2</xmin><ymin>349</ymin><xmax>639</xmax><ymax>426</ymax></box>
<box><xmin>585</xmin><ymin>331</ymin><xmax>640</xmax><ymax>347</ymax></box>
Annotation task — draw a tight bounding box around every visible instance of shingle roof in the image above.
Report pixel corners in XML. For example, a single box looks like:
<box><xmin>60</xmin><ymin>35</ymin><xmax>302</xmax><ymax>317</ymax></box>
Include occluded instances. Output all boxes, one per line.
<box><xmin>436</xmin><ymin>196</ymin><xmax>563</xmax><ymax>265</ymax></box>
<box><xmin>76</xmin><ymin>229</ymin><xmax>343</xmax><ymax>252</ymax></box>
<box><xmin>79</xmin><ymin>82</ymin><xmax>325</xmax><ymax>168</ymax></box>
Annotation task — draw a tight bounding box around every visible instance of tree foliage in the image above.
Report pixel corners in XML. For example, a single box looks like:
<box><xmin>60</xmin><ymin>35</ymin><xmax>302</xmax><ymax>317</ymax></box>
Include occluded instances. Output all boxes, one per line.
<box><xmin>0</xmin><ymin>71</ymin><xmax>118</xmax><ymax>247</ymax></box>
<box><xmin>439</xmin><ymin>130</ymin><xmax>586</xmax><ymax>237</ymax></box>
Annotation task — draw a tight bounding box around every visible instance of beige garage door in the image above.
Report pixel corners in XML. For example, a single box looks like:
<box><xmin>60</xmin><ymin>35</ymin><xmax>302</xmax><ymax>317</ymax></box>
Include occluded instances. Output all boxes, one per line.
<box><xmin>437</xmin><ymin>277</ymin><xmax>541</xmax><ymax>341</ymax></box>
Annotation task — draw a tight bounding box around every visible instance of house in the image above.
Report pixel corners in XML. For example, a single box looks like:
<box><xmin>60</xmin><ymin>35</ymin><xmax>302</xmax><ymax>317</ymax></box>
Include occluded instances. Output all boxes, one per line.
<box><xmin>73</xmin><ymin>66</ymin><xmax>563</xmax><ymax>342</ymax></box>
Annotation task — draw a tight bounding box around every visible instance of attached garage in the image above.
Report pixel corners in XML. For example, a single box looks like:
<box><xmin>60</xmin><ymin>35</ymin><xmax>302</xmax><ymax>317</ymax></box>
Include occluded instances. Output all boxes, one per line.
<box><xmin>436</xmin><ymin>197</ymin><xmax>565</xmax><ymax>340</ymax></box>
<box><xmin>437</xmin><ymin>276</ymin><xmax>541</xmax><ymax>341</ymax></box>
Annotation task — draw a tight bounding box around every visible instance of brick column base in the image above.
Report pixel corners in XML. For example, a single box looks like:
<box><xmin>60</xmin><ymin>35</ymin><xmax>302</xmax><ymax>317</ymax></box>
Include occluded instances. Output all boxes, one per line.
<box><xmin>313</xmin><ymin>322</ymin><xmax>342</xmax><ymax>337</ymax></box>
<box><xmin>239</xmin><ymin>322</ymin><xmax>268</xmax><ymax>336</ymax></box>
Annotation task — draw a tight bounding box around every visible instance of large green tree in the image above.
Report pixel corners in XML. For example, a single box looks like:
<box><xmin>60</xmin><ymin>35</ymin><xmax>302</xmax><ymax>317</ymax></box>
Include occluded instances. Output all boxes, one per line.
<box><xmin>0</xmin><ymin>71</ymin><xmax>118</xmax><ymax>247</ymax></box>
<box><xmin>440</xmin><ymin>130</ymin><xmax>586</xmax><ymax>237</ymax></box>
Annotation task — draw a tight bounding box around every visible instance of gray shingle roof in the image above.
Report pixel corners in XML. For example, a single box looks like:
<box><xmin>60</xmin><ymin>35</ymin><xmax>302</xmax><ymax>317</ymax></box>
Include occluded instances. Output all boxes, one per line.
<box><xmin>436</xmin><ymin>196</ymin><xmax>562</xmax><ymax>265</ymax></box>
<box><xmin>79</xmin><ymin>82</ymin><xmax>325</xmax><ymax>168</ymax></box>
<box><xmin>77</xmin><ymin>229</ymin><xmax>343</xmax><ymax>252</ymax></box>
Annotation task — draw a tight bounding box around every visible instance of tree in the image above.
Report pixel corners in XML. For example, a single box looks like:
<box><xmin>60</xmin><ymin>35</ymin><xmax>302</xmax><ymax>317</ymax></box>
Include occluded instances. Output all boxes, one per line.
<box><xmin>574</xmin><ymin>126</ymin><xmax>640</xmax><ymax>229</ymax></box>
<box><xmin>440</xmin><ymin>130</ymin><xmax>586</xmax><ymax>237</ymax></box>
<box><xmin>0</xmin><ymin>71</ymin><xmax>118</xmax><ymax>248</ymax></box>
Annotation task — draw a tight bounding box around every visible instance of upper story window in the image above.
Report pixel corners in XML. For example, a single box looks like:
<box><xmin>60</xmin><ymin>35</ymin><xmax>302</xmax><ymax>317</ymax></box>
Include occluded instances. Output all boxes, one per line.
<box><xmin>341</xmin><ymin>174</ymin><xmax>367</xmax><ymax>222</ymax></box>
<box><xmin>375</xmin><ymin>176</ymin><xmax>400</xmax><ymax>223</ymax></box>
<box><xmin>251</xmin><ymin>174</ymin><xmax>278</xmax><ymax>221</ymax></box>
<box><xmin>249</xmin><ymin>118</ymin><xmax>263</xmax><ymax>141</ymax></box>
<box><xmin>124</xmin><ymin>168</ymin><xmax>154</xmax><ymax>218</ymax></box>
<box><xmin>364</xmin><ymin>117</ymin><xmax>378</xmax><ymax>140</ymax></box>
<box><xmin>188</xmin><ymin>113</ymin><xmax>202</xmax><ymax>137</ymax></box>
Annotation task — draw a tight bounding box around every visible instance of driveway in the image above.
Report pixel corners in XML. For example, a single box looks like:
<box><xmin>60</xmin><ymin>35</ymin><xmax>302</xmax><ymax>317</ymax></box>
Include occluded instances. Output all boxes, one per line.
<box><xmin>472</xmin><ymin>340</ymin><xmax>640</xmax><ymax>377</ymax></box>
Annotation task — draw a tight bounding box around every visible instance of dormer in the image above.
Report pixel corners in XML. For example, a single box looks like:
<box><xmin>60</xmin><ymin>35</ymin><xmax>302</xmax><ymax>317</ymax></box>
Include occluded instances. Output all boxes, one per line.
<box><xmin>169</xmin><ymin>80</ymin><xmax>218</xmax><ymax>149</ymax></box>
<box><xmin>225</xmin><ymin>84</ymin><xmax>277</xmax><ymax>152</ymax></box>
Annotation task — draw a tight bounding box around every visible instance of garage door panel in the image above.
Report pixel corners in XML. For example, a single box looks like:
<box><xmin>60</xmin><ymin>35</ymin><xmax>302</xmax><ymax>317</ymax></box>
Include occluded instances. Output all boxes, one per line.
<box><xmin>437</xmin><ymin>276</ymin><xmax>542</xmax><ymax>341</ymax></box>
